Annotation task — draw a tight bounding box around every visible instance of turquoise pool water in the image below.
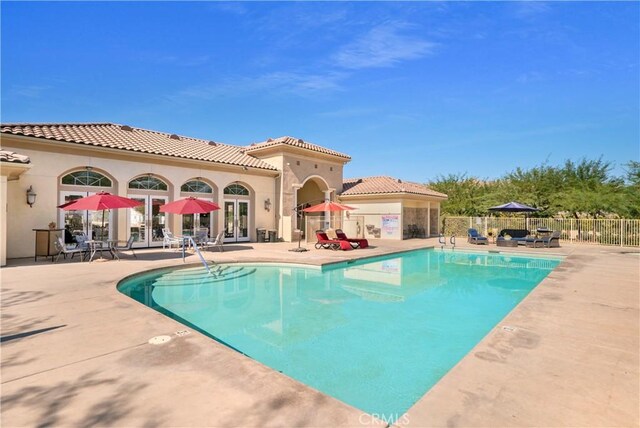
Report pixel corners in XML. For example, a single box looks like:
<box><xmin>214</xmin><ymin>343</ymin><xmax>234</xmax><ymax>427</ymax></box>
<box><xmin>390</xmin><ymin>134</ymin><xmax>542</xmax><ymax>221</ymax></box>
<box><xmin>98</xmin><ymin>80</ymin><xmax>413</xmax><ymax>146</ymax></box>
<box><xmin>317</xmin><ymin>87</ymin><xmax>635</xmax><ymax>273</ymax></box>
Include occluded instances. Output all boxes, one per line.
<box><xmin>118</xmin><ymin>249</ymin><xmax>560</xmax><ymax>418</ymax></box>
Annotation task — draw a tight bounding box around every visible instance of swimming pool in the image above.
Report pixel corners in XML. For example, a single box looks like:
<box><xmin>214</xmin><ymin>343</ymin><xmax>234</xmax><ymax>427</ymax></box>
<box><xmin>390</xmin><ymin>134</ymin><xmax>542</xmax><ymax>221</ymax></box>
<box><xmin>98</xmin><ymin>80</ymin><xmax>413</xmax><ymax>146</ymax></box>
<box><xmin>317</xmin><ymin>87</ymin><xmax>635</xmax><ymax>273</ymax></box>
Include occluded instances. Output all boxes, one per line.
<box><xmin>118</xmin><ymin>249</ymin><xmax>561</xmax><ymax>419</ymax></box>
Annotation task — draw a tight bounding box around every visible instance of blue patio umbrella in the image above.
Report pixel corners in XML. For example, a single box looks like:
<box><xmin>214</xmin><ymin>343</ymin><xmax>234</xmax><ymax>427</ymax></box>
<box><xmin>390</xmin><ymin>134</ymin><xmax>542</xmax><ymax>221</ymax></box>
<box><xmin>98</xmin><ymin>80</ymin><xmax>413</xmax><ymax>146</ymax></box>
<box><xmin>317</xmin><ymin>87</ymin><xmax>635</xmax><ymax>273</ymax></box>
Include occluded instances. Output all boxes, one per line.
<box><xmin>488</xmin><ymin>201</ymin><xmax>539</xmax><ymax>213</ymax></box>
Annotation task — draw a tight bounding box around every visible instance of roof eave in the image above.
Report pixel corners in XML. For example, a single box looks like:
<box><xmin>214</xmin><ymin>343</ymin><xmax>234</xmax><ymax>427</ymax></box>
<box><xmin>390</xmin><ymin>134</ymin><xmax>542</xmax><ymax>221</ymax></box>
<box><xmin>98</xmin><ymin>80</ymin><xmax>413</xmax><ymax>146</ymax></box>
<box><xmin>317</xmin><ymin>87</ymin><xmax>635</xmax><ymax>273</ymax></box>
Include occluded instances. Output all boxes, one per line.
<box><xmin>340</xmin><ymin>192</ymin><xmax>448</xmax><ymax>200</ymax></box>
<box><xmin>1</xmin><ymin>133</ymin><xmax>280</xmax><ymax>174</ymax></box>
<box><xmin>243</xmin><ymin>142</ymin><xmax>351</xmax><ymax>163</ymax></box>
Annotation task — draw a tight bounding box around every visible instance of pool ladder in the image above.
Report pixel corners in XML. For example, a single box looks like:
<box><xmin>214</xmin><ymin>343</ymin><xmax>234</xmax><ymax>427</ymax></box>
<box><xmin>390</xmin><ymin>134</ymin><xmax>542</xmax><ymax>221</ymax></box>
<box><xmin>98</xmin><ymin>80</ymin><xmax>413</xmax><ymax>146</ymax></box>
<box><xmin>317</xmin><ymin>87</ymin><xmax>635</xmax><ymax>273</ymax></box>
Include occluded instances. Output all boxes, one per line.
<box><xmin>181</xmin><ymin>236</ymin><xmax>222</xmax><ymax>276</ymax></box>
<box><xmin>439</xmin><ymin>234</ymin><xmax>456</xmax><ymax>250</ymax></box>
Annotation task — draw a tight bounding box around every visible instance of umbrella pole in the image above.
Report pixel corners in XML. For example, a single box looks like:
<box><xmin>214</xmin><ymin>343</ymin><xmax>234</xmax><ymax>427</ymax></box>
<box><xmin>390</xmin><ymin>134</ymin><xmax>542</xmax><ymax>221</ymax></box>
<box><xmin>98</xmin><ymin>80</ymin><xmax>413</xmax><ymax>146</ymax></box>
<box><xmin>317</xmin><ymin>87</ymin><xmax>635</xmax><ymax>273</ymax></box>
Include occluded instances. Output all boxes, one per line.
<box><xmin>97</xmin><ymin>209</ymin><xmax>106</xmax><ymax>260</ymax></box>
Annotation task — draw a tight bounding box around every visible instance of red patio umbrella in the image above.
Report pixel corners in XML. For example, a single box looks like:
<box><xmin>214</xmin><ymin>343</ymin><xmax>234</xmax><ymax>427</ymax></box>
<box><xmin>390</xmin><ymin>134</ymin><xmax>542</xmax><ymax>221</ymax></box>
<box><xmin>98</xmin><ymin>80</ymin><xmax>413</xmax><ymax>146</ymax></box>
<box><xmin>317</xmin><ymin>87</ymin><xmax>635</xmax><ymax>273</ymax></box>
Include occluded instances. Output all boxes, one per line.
<box><xmin>159</xmin><ymin>197</ymin><xmax>221</xmax><ymax>236</ymax></box>
<box><xmin>59</xmin><ymin>192</ymin><xmax>143</xmax><ymax>240</ymax></box>
<box><xmin>302</xmin><ymin>201</ymin><xmax>356</xmax><ymax>236</ymax></box>
<box><xmin>159</xmin><ymin>197</ymin><xmax>220</xmax><ymax>214</ymax></box>
<box><xmin>302</xmin><ymin>201</ymin><xmax>356</xmax><ymax>213</ymax></box>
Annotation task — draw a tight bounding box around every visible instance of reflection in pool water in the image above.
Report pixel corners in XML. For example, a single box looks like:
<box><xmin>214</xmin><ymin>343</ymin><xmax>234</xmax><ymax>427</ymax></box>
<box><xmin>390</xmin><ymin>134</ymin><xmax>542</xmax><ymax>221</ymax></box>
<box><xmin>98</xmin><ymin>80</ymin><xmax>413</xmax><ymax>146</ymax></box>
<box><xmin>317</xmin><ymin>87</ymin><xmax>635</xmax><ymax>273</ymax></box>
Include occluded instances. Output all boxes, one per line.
<box><xmin>118</xmin><ymin>249</ymin><xmax>561</xmax><ymax>419</ymax></box>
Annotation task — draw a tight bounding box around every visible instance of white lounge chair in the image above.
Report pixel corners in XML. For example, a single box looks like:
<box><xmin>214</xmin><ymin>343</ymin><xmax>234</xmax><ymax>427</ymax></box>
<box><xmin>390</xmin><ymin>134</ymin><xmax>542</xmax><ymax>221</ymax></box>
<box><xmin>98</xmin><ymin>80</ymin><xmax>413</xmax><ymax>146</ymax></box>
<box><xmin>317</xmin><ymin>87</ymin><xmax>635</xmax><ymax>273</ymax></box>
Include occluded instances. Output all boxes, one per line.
<box><xmin>205</xmin><ymin>230</ymin><xmax>225</xmax><ymax>252</ymax></box>
<box><xmin>162</xmin><ymin>228</ymin><xmax>182</xmax><ymax>250</ymax></box>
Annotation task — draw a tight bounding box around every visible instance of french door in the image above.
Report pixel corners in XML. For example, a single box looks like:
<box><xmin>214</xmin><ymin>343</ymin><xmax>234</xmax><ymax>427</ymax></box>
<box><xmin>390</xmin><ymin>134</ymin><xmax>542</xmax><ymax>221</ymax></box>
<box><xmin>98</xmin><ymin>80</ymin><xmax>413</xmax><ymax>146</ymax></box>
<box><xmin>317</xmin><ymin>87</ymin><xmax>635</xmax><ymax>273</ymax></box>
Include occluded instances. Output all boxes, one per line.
<box><xmin>59</xmin><ymin>191</ymin><xmax>112</xmax><ymax>241</ymax></box>
<box><xmin>224</xmin><ymin>200</ymin><xmax>250</xmax><ymax>242</ymax></box>
<box><xmin>128</xmin><ymin>194</ymin><xmax>168</xmax><ymax>247</ymax></box>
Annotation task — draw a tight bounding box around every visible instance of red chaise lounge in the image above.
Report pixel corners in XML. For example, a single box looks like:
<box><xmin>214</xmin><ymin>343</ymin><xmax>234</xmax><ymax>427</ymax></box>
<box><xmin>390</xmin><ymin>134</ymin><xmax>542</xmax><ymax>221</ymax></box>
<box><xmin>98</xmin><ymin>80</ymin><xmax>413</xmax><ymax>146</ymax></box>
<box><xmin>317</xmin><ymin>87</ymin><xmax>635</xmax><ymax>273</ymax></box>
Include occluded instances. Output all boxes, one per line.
<box><xmin>315</xmin><ymin>230</ymin><xmax>353</xmax><ymax>251</ymax></box>
<box><xmin>335</xmin><ymin>229</ymin><xmax>369</xmax><ymax>249</ymax></box>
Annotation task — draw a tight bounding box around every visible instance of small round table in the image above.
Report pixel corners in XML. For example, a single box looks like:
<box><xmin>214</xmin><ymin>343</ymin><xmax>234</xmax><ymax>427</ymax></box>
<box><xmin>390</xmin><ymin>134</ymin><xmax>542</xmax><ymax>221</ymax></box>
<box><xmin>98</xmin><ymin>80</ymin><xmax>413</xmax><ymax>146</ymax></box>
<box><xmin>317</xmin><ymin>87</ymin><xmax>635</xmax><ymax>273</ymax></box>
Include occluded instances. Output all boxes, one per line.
<box><xmin>496</xmin><ymin>239</ymin><xmax>518</xmax><ymax>247</ymax></box>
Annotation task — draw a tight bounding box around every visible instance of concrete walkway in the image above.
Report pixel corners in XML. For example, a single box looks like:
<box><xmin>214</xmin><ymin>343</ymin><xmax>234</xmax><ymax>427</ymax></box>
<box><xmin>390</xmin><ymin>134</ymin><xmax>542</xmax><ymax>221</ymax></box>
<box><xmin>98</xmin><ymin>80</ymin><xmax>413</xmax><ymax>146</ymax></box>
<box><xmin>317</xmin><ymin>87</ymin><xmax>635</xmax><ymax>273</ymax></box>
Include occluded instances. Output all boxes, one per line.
<box><xmin>1</xmin><ymin>239</ymin><xmax>638</xmax><ymax>427</ymax></box>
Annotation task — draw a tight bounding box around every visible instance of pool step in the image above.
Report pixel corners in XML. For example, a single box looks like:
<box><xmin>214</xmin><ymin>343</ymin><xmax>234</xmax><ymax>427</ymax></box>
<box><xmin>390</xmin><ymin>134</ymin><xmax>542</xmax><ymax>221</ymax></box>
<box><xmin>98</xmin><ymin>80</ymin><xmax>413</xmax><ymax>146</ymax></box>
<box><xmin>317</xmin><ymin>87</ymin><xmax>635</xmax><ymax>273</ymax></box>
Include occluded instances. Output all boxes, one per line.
<box><xmin>152</xmin><ymin>266</ymin><xmax>256</xmax><ymax>287</ymax></box>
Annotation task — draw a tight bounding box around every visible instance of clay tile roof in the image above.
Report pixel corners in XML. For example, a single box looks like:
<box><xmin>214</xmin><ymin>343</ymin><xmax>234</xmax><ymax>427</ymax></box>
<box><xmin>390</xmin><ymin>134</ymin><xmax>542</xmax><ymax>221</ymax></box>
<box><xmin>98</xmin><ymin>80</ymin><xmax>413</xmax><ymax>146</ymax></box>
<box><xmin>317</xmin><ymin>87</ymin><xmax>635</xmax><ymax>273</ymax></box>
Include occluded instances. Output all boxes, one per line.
<box><xmin>341</xmin><ymin>176</ymin><xmax>447</xmax><ymax>198</ymax></box>
<box><xmin>0</xmin><ymin>150</ymin><xmax>31</xmax><ymax>164</ymax></box>
<box><xmin>0</xmin><ymin>123</ymin><xmax>277</xmax><ymax>171</ymax></box>
<box><xmin>242</xmin><ymin>136</ymin><xmax>351</xmax><ymax>160</ymax></box>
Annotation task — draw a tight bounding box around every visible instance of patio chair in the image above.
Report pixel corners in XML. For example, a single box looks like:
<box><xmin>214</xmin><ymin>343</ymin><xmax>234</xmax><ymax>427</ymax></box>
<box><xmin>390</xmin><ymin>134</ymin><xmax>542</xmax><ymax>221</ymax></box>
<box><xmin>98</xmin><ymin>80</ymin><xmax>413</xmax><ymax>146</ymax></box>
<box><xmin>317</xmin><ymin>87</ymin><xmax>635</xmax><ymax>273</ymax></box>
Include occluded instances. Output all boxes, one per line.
<box><xmin>335</xmin><ymin>229</ymin><xmax>369</xmax><ymax>249</ymax></box>
<box><xmin>531</xmin><ymin>230</ymin><xmax>561</xmax><ymax>248</ymax></box>
<box><xmin>204</xmin><ymin>230</ymin><xmax>225</xmax><ymax>252</ymax></box>
<box><xmin>162</xmin><ymin>228</ymin><xmax>182</xmax><ymax>250</ymax></box>
<box><xmin>113</xmin><ymin>235</ymin><xmax>137</xmax><ymax>258</ymax></box>
<box><xmin>314</xmin><ymin>230</ymin><xmax>353</xmax><ymax>251</ymax></box>
<box><xmin>74</xmin><ymin>233</ymin><xmax>90</xmax><ymax>251</ymax></box>
<box><xmin>194</xmin><ymin>229</ymin><xmax>209</xmax><ymax>250</ymax></box>
<box><xmin>54</xmin><ymin>236</ymin><xmax>85</xmax><ymax>262</ymax></box>
<box><xmin>467</xmin><ymin>228</ymin><xmax>489</xmax><ymax>245</ymax></box>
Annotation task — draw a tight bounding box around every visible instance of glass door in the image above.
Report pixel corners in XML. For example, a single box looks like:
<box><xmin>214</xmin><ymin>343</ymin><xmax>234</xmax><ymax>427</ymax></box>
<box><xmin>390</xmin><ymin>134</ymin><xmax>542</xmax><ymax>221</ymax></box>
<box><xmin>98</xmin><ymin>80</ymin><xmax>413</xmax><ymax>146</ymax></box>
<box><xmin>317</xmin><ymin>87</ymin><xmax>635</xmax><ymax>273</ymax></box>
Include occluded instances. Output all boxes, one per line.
<box><xmin>59</xmin><ymin>191</ymin><xmax>112</xmax><ymax>241</ymax></box>
<box><xmin>128</xmin><ymin>194</ymin><xmax>168</xmax><ymax>247</ymax></box>
<box><xmin>224</xmin><ymin>200</ymin><xmax>250</xmax><ymax>242</ymax></box>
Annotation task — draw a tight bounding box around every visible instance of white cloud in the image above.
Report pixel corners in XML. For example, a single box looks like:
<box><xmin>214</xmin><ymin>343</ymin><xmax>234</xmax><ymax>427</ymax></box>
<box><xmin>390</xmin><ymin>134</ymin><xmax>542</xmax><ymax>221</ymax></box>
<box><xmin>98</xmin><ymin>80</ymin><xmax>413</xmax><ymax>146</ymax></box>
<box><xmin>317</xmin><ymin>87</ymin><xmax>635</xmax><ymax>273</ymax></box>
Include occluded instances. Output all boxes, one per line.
<box><xmin>170</xmin><ymin>70</ymin><xmax>348</xmax><ymax>103</ymax></box>
<box><xmin>316</xmin><ymin>107</ymin><xmax>378</xmax><ymax>119</ymax></box>
<box><xmin>12</xmin><ymin>85</ymin><xmax>49</xmax><ymax>98</ymax></box>
<box><xmin>210</xmin><ymin>2</ymin><xmax>248</xmax><ymax>15</ymax></box>
<box><xmin>332</xmin><ymin>22</ymin><xmax>437</xmax><ymax>69</ymax></box>
<box><xmin>516</xmin><ymin>71</ymin><xmax>545</xmax><ymax>83</ymax></box>
<box><xmin>514</xmin><ymin>2</ymin><xmax>551</xmax><ymax>19</ymax></box>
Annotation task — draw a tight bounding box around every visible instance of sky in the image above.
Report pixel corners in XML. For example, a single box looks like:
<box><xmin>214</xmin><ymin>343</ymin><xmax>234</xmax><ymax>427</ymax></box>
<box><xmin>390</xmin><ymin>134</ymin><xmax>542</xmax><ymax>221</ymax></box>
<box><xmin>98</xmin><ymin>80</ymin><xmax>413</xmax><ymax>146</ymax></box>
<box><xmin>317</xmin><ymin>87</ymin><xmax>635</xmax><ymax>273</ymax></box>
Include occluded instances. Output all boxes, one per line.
<box><xmin>2</xmin><ymin>1</ymin><xmax>639</xmax><ymax>183</ymax></box>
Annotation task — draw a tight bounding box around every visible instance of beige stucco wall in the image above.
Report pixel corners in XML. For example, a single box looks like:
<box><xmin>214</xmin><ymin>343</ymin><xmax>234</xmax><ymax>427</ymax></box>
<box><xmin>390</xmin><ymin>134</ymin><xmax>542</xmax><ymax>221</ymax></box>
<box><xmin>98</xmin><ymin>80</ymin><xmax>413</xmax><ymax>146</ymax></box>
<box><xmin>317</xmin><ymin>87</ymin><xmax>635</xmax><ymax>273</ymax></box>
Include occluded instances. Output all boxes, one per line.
<box><xmin>338</xmin><ymin>200</ymin><xmax>403</xmax><ymax>240</ymax></box>
<box><xmin>339</xmin><ymin>197</ymin><xmax>443</xmax><ymax>240</ymax></box>
<box><xmin>1</xmin><ymin>176</ymin><xmax>7</xmax><ymax>266</ymax></box>
<box><xmin>252</xmin><ymin>149</ymin><xmax>346</xmax><ymax>241</ymax></box>
<box><xmin>2</xmin><ymin>136</ymin><xmax>278</xmax><ymax>259</ymax></box>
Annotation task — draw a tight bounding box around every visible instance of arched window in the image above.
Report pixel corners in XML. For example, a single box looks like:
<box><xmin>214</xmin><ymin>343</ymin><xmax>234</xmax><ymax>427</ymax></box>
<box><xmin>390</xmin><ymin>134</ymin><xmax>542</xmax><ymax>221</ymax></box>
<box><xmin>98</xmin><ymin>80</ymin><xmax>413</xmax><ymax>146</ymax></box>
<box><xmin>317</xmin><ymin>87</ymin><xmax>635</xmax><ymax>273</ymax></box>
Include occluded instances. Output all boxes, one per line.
<box><xmin>224</xmin><ymin>184</ymin><xmax>249</xmax><ymax>196</ymax></box>
<box><xmin>181</xmin><ymin>180</ymin><xmax>213</xmax><ymax>193</ymax></box>
<box><xmin>128</xmin><ymin>176</ymin><xmax>168</xmax><ymax>191</ymax></box>
<box><xmin>61</xmin><ymin>170</ymin><xmax>112</xmax><ymax>187</ymax></box>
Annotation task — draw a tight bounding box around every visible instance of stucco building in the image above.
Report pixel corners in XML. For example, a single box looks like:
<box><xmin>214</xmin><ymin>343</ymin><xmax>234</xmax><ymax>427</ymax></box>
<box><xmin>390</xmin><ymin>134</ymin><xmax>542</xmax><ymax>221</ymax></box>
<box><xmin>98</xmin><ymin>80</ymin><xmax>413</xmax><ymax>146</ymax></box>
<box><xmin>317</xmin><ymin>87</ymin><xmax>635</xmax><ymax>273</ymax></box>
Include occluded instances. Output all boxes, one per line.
<box><xmin>0</xmin><ymin>123</ymin><xmax>446</xmax><ymax>265</ymax></box>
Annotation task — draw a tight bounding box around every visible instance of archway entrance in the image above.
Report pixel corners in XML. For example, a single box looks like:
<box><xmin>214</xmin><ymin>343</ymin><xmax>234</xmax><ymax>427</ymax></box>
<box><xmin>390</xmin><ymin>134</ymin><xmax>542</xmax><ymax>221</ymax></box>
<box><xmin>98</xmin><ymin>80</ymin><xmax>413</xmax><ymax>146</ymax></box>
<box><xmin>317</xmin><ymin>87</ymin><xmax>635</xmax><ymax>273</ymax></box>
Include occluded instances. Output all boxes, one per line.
<box><xmin>295</xmin><ymin>177</ymin><xmax>331</xmax><ymax>238</ymax></box>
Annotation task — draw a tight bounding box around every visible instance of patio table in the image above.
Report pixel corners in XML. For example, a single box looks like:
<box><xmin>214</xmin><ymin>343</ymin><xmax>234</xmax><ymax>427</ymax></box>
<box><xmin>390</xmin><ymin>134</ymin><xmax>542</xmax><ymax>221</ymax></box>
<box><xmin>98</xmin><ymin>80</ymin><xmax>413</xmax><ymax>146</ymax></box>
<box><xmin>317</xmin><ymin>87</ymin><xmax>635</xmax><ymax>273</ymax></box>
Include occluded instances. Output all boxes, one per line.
<box><xmin>86</xmin><ymin>240</ymin><xmax>119</xmax><ymax>262</ymax></box>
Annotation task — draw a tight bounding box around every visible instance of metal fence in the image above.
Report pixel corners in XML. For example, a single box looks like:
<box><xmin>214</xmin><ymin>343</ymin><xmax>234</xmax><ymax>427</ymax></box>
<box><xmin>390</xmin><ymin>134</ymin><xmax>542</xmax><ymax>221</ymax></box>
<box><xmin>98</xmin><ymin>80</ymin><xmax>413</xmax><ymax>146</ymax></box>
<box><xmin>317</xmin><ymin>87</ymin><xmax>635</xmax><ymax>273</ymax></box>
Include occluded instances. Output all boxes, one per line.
<box><xmin>443</xmin><ymin>216</ymin><xmax>640</xmax><ymax>247</ymax></box>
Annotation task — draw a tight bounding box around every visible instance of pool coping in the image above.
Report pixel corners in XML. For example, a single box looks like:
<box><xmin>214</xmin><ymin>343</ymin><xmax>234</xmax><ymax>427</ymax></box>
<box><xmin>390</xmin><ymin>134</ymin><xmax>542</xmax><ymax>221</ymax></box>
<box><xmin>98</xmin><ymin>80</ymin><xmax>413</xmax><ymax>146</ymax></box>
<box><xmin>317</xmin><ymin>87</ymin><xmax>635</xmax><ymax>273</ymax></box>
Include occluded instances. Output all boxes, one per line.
<box><xmin>1</xmin><ymin>239</ymin><xmax>638</xmax><ymax>427</ymax></box>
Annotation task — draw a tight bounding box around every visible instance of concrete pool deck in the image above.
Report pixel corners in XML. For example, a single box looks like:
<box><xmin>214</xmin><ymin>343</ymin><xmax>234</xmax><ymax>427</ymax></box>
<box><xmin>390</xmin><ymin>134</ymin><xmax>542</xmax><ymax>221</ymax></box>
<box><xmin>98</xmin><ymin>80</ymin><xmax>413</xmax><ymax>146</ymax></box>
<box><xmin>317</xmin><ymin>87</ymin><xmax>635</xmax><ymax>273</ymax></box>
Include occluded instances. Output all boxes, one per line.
<box><xmin>1</xmin><ymin>239</ymin><xmax>638</xmax><ymax>427</ymax></box>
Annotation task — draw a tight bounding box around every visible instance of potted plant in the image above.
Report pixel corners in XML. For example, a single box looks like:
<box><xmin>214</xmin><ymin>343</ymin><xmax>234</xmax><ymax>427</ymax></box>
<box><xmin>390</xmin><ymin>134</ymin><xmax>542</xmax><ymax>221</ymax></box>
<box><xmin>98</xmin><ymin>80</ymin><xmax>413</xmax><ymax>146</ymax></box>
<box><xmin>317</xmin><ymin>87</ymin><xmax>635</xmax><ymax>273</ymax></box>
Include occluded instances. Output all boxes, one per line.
<box><xmin>48</xmin><ymin>221</ymin><xmax>57</xmax><ymax>230</ymax></box>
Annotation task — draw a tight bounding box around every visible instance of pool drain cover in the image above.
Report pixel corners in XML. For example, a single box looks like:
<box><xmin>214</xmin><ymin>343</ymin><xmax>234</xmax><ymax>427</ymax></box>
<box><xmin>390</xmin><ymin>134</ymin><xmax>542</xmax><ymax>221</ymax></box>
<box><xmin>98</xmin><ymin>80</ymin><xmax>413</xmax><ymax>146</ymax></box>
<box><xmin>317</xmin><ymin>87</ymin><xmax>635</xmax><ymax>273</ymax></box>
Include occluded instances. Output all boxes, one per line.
<box><xmin>148</xmin><ymin>335</ymin><xmax>172</xmax><ymax>345</ymax></box>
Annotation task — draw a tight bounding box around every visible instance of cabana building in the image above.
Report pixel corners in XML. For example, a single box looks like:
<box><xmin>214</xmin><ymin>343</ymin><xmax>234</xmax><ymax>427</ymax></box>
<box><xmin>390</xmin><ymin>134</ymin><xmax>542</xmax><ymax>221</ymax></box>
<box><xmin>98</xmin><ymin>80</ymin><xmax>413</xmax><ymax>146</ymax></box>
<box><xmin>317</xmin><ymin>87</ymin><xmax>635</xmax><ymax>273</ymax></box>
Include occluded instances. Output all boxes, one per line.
<box><xmin>0</xmin><ymin>123</ymin><xmax>447</xmax><ymax>265</ymax></box>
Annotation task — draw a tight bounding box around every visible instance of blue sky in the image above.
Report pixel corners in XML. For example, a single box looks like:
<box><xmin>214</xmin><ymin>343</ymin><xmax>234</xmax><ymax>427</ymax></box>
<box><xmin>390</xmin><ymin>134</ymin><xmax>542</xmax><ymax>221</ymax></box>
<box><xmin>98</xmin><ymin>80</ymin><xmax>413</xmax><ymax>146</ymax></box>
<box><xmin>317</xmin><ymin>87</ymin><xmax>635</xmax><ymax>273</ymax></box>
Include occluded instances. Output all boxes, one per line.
<box><xmin>2</xmin><ymin>1</ymin><xmax>639</xmax><ymax>182</ymax></box>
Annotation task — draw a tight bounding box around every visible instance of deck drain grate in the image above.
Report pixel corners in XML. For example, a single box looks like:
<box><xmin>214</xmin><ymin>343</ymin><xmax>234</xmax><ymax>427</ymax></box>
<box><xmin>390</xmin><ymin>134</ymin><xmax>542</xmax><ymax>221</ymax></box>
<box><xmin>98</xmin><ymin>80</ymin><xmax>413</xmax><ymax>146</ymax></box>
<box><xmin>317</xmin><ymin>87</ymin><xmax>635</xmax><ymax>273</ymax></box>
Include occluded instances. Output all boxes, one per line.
<box><xmin>502</xmin><ymin>326</ymin><xmax>517</xmax><ymax>332</ymax></box>
<box><xmin>175</xmin><ymin>330</ymin><xmax>190</xmax><ymax>337</ymax></box>
<box><xmin>148</xmin><ymin>335</ymin><xmax>172</xmax><ymax>345</ymax></box>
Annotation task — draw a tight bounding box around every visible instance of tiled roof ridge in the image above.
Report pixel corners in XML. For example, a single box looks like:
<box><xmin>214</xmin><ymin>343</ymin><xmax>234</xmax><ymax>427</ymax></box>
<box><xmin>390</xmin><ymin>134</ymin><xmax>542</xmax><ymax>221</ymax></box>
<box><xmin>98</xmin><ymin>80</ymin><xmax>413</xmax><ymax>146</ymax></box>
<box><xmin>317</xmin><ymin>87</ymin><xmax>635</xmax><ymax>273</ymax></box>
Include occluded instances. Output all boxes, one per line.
<box><xmin>1</xmin><ymin>122</ymin><xmax>227</xmax><ymax>145</ymax></box>
<box><xmin>1</xmin><ymin>122</ymin><xmax>276</xmax><ymax>170</ymax></box>
<box><xmin>243</xmin><ymin>135</ymin><xmax>351</xmax><ymax>160</ymax></box>
<box><xmin>341</xmin><ymin>175</ymin><xmax>447</xmax><ymax>198</ymax></box>
<box><xmin>344</xmin><ymin>175</ymin><xmax>395</xmax><ymax>182</ymax></box>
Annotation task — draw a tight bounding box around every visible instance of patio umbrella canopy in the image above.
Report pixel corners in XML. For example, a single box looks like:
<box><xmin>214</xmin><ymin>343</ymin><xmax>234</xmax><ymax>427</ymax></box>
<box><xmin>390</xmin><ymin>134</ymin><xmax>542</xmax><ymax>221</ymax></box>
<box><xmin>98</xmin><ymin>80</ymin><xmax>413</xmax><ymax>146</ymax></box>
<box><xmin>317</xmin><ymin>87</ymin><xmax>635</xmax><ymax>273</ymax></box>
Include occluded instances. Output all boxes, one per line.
<box><xmin>59</xmin><ymin>192</ymin><xmax>143</xmax><ymax>211</ymax></box>
<box><xmin>302</xmin><ymin>201</ymin><xmax>356</xmax><ymax>213</ymax></box>
<box><xmin>488</xmin><ymin>201</ymin><xmax>539</xmax><ymax>213</ymax></box>
<box><xmin>59</xmin><ymin>192</ymin><xmax>143</xmax><ymax>240</ymax></box>
<box><xmin>159</xmin><ymin>197</ymin><xmax>221</xmax><ymax>214</ymax></box>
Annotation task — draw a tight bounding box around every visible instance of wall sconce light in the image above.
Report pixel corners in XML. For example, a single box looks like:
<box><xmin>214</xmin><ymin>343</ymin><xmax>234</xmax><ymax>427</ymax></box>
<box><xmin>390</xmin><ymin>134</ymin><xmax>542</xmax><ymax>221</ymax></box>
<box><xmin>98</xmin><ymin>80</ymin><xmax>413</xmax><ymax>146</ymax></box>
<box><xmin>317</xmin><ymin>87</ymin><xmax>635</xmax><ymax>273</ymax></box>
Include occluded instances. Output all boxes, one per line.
<box><xmin>264</xmin><ymin>198</ymin><xmax>271</xmax><ymax>212</ymax></box>
<box><xmin>26</xmin><ymin>185</ymin><xmax>37</xmax><ymax>207</ymax></box>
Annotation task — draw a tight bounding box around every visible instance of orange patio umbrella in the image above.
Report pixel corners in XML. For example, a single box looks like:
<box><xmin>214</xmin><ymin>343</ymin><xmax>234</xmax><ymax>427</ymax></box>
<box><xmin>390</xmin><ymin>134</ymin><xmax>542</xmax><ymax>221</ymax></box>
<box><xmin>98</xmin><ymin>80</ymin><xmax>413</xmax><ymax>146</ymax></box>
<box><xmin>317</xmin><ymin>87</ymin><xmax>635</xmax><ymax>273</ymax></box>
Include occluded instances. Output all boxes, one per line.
<box><xmin>302</xmin><ymin>201</ymin><xmax>356</xmax><ymax>213</ymax></box>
